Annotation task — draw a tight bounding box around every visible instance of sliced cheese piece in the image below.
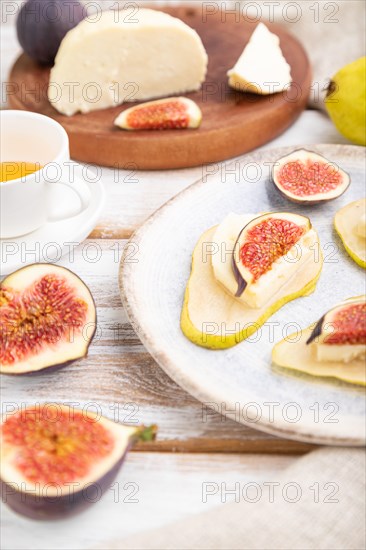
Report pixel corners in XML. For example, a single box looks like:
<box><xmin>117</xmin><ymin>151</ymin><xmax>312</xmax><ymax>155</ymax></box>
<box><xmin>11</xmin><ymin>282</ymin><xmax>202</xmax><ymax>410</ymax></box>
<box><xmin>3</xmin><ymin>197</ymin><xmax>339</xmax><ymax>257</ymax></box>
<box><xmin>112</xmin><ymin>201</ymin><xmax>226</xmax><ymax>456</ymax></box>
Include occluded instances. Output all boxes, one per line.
<box><xmin>211</xmin><ymin>212</ymin><xmax>318</xmax><ymax>309</ymax></box>
<box><xmin>49</xmin><ymin>9</ymin><xmax>208</xmax><ymax>116</ymax></box>
<box><xmin>227</xmin><ymin>22</ymin><xmax>292</xmax><ymax>95</ymax></box>
<box><xmin>314</xmin><ymin>343</ymin><xmax>365</xmax><ymax>363</ymax></box>
<box><xmin>210</xmin><ymin>212</ymin><xmax>253</xmax><ymax>289</ymax></box>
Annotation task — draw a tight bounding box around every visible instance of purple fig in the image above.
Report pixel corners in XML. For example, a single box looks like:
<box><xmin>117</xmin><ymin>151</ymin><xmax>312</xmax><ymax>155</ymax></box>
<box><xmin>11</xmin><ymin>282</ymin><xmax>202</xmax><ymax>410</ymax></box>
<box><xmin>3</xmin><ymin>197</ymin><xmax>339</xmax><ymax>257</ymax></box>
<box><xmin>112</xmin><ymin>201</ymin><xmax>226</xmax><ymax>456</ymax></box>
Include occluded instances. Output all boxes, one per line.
<box><xmin>16</xmin><ymin>0</ymin><xmax>85</xmax><ymax>65</ymax></box>
<box><xmin>0</xmin><ymin>404</ymin><xmax>157</xmax><ymax>519</ymax></box>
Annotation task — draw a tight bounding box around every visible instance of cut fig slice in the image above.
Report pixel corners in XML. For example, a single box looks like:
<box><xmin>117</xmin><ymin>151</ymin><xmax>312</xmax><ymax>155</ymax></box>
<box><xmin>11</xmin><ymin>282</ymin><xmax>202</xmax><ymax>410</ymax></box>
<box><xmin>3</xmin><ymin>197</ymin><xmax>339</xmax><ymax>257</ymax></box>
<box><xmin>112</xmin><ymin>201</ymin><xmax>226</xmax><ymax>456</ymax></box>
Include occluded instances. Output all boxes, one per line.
<box><xmin>181</xmin><ymin>213</ymin><xmax>323</xmax><ymax>350</ymax></box>
<box><xmin>334</xmin><ymin>198</ymin><xmax>366</xmax><ymax>268</ymax></box>
<box><xmin>231</xmin><ymin>212</ymin><xmax>313</xmax><ymax>305</ymax></box>
<box><xmin>114</xmin><ymin>97</ymin><xmax>202</xmax><ymax>131</ymax></box>
<box><xmin>0</xmin><ymin>404</ymin><xmax>157</xmax><ymax>519</ymax></box>
<box><xmin>307</xmin><ymin>295</ymin><xmax>365</xmax><ymax>346</ymax></box>
<box><xmin>272</xmin><ymin>149</ymin><xmax>350</xmax><ymax>204</ymax></box>
<box><xmin>0</xmin><ymin>264</ymin><xmax>96</xmax><ymax>375</ymax></box>
<box><xmin>272</xmin><ymin>297</ymin><xmax>366</xmax><ymax>386</ymax></box>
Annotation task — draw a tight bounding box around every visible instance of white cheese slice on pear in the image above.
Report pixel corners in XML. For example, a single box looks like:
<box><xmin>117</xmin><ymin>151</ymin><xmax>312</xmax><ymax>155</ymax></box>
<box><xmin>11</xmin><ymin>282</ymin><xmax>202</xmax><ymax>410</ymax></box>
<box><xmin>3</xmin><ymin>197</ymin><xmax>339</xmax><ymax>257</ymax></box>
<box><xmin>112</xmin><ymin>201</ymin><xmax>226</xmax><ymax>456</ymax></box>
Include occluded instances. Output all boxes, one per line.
<box><xmin>227</xmin><ymin>22</ymin><xmax>292</xmax><ymax>95</ymax></box>
<box><xmin>314</xmin><ymin>343</ymin><xmax>365</xmax><ymax>363</ymax></box>
<box><xmin>49</xmin><ymin>9</ymin><xmax>208</xmax><ymax>116</ymax></box>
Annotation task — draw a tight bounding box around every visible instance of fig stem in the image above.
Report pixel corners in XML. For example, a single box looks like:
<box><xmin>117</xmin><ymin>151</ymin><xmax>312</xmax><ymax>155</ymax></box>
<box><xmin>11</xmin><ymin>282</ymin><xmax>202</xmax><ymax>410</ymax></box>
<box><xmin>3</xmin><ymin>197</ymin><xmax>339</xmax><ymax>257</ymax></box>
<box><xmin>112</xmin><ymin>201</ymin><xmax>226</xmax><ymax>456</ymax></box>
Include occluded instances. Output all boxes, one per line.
<box><xmin>136</xmin><ymin>424</ymin><xmax>158</xmax><ymax>443</ymax></box>
<box><xmin>325</xmin><ymin>80</ymin><xmax>336</xmax><ymax>97</ymax></box>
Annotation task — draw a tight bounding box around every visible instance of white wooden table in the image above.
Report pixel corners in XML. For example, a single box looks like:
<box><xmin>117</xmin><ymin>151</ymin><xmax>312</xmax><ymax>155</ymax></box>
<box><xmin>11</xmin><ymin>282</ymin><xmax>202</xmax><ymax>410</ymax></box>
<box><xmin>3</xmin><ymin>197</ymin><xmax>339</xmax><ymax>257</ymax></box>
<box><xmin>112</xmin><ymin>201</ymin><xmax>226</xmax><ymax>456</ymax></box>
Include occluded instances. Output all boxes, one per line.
<box><xmin>0</xmin><ymin>19</ymin><xmax>352</xmax><ymax>550</ymax></box>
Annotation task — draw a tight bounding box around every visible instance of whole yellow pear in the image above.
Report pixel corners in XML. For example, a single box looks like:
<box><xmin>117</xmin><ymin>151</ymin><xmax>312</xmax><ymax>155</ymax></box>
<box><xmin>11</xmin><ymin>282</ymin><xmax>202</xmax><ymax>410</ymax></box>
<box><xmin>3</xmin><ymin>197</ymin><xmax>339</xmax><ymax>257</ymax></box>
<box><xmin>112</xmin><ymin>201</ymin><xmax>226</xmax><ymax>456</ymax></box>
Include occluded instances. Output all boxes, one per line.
<box><xmin>325</xmin><ymin>57</ymin><xmax>366</xmax><ymax>146</ymax></box>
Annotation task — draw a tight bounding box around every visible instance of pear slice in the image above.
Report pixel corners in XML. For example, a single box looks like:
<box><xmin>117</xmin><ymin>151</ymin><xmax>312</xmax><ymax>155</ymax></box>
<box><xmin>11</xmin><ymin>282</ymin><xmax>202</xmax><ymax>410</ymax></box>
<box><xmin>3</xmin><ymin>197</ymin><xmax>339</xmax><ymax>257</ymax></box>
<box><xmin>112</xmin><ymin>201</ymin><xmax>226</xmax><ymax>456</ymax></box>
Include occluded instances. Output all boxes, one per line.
<box><xmin>356</xmin><ymin>213</ymin><xmax>366</xmax><ymax>238</ymax></box>
<box><xmin>227</xmin><ymin>22</ymin><xmax>292</xmax><ymax>95</ymax></box>
<box><xmin>334</xmin><ymin>198</ymin><xmax>366</xmax><ymax>268</ymax></box>
<box><xmin>272</xmin><ymin>297</ymin><xmax>366</xmax><ymax>386</ymax></box>
<box><xmin>181</xmin><ymin>216</ymin><xmax>323</xmax><ymax>350</ymax></box>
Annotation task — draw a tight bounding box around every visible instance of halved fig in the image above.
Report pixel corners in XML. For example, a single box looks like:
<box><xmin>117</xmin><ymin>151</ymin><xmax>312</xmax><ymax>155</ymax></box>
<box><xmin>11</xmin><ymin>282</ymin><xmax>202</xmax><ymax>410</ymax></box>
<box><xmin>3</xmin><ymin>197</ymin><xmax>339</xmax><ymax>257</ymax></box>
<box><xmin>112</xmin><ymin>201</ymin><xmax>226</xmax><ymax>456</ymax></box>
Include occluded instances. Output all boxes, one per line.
<box><xmin>334</xmin><ymin>198</ymin><xmax>366</xmax><ymax>268</ymax></box>
<box><xmin>181</xmin><ymin>212</ymin><xmax>323</xmax><ymax>349</ymax></box>
<box><xmin>0</xmin><ymin>404</ymin><xmax>157</xmax><ymax>519</ymax></box>
<box><xmin>0</xmin><ymin>264</ymin><xmax>96</xmax><ymax>375</ymax></box>
<box><xmin>272</xmin><ymin>149</ymin><xmax>350</xmax><ymax>204</ymax></box>
<box><xmin>272</xmin><ymin>296</ymin><xmax>366</xmax><ymax>386</ymax></box>
<box><xmin>114</xmin><ymin>97</ymin><xmax>202</xmax><ymax>131</ymax></box>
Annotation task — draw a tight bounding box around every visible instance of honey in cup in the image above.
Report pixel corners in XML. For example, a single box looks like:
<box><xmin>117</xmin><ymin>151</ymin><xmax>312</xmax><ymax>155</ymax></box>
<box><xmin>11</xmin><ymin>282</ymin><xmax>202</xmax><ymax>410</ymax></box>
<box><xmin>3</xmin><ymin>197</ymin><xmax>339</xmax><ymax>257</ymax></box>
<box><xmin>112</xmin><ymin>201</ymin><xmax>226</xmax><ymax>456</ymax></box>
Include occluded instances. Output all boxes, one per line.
<box><xmin>0</xmin><ymin>162</ymin><xmax>42</xmax><ymax>182</ymax></box>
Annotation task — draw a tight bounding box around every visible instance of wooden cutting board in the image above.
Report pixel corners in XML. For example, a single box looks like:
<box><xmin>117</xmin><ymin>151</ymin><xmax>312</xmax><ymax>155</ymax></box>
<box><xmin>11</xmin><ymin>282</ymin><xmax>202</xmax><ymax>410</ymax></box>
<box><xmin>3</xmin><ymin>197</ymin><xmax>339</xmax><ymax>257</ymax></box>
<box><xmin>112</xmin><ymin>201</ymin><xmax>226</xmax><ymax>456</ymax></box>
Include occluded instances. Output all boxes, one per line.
<box><xmin>8</xmin><ymin>6</ymin><xmax>311</xmax><ymax>170</ymax></box>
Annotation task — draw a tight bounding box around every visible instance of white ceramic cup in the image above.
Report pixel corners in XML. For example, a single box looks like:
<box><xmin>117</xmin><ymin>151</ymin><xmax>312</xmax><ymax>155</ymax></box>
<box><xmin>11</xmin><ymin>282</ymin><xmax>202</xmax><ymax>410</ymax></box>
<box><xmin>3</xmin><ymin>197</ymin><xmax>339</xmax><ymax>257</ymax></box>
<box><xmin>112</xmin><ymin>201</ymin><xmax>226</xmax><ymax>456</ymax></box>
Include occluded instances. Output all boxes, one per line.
<box><xmin>0</xmin><ymin>110</ymin><xmax>91</xmax><ymax>239</ymax></box>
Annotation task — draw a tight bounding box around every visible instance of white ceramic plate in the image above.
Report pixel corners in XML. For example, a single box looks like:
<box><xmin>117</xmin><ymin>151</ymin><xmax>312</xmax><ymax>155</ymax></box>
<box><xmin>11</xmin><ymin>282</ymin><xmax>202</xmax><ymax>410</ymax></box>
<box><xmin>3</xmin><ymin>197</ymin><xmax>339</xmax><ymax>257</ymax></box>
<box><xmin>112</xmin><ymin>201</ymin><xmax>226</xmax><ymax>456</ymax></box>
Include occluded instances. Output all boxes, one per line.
<box><xmin>0</xmin><ymin>163</ymin><xmax>105</xmax><ymax>274</ymax></box>
<box><xmin>120</xmin><ymin>145</ymin><xmax>366</xmax><ymax>445</ymax></box>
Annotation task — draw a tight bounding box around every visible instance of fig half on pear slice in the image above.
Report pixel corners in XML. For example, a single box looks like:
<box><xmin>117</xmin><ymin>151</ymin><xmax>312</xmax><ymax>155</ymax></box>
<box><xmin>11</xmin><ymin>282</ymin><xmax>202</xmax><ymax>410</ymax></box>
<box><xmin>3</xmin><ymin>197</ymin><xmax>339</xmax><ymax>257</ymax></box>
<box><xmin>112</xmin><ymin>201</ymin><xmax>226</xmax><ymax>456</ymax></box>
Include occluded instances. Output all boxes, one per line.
<box><xmin>272</xmin><ymin>296</ymin><xmax>366</xmax><ymax>386</ymax></box>
<box><xmin>272</xmin><ymin>149</ymin><xmax>350</xmax><ymax>204</ymax></box>
<box><xmin>334</xmin><ymin>198</ymin><xmax>366</xmax><ymax>268</ymax></box>
<box><xmin>0</xmin><ymin>404</ymin><xmax>157</xmax><ymax>520</ymax></box>
<box><xmin>114</xmin><ymin>97</ymin><xmax>202</xmax><ymax>130</ymax></box>
<box><xmin>181</xmin><ymin>212</ymin><xmax>323</xmax><ymax>349</ymax></box>
<box><xmin>231</xmin><ymin>212</ymin><xmax>313</xmax><ymax>304</ymax></box>
<box><xmin>0</xmin><ymin>264</ymin><xmax>96</xmax><ymax>375</ymax></box>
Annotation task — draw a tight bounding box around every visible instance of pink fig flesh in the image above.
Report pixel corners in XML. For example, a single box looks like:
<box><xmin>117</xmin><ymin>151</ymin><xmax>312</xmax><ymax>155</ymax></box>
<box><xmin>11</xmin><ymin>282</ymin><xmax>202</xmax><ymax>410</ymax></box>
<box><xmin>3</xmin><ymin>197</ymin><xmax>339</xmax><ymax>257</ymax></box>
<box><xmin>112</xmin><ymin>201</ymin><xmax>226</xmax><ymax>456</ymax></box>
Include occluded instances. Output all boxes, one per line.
<box><xmin>272</xmin><ymin>149</ymin><xmax>350</xmax><ymax>204</ymax></box>
<box><xmin>0</xmin><ymin>264</ymin><xmax>96</xmax><ymax>375</ymax></box>
<box><xmin>114</xmin><ymin>97</ymin><xmax>202</xmax><ymax>131</ymax></box>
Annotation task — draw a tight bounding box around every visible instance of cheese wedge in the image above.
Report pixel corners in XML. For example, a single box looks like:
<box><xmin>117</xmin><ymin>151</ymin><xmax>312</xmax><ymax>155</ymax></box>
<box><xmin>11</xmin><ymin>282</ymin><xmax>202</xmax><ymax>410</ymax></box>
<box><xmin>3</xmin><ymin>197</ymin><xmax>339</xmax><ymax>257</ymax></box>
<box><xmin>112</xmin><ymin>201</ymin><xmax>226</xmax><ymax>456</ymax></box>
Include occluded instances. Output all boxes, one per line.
<box><xmin>227</xmin><ymin>22</ymin><xmax>292</xmax><ymax>95</ymax></box>
<box><xmin>49</xmin><ymin>9</ymin><xmax>208</xmax><ymax>116</ymax></box>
